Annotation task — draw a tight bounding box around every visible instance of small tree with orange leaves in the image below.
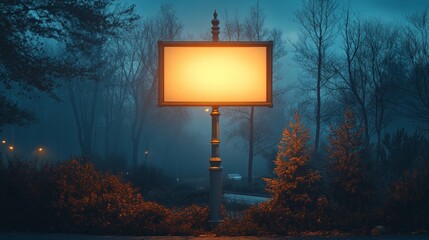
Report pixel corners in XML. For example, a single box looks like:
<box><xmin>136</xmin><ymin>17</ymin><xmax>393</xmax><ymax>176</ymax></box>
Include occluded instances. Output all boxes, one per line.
<box><xmin>327</xmin><ymin>109</ymin><xmax>373</xmax><ymax>229</ymax></box>
<box><xmin>264</xmin><ymin>113</ymin><xmax>325</xmax><ymax>232</ymax></box>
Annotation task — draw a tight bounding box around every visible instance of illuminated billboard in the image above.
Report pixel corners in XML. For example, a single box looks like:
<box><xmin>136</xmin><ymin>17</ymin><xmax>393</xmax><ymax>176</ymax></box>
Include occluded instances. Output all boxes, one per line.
<box><xmin>158</xmin><ymin>41</ymin><xmax>273</xmax><ymax>107</ymax></box>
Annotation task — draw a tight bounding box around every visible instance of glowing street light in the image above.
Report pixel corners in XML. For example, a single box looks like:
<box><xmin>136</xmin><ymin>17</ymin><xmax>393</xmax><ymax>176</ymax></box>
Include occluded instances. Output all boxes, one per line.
<box><xmin>157</xmin><ymin>11</ymin><xmax>273</xmax><ymax>226</ymax></box>
<box><xmin>33</xmin><ymin>147</ymin><xmax>45</xmax><ymax>162</ymax></box>
<box><xmin>1</xmin><ymin>140</ymin><xmax>5</xmax><ymax>144</ymax></box>
<box><xmin>8</xmin><ymin>146</ymin><xmax>14</xmax><ymax>151</ymax></box>
<box><xmin>144</xmin><ymin>150</ymin><xmax>149</xmax><ymax>164</ymax></box>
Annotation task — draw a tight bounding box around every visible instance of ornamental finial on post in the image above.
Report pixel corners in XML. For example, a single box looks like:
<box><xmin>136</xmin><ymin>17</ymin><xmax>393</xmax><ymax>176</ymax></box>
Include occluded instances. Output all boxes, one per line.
<box><xmin>211</xmin><ymin>10</ymin><xmax>220</xmax><ymax>42</ymax></box>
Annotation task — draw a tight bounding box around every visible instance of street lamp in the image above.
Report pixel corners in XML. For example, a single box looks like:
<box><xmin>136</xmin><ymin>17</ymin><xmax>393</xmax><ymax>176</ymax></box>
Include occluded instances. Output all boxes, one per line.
<box><xmin>33</xmin><ymin>147</ymin><xmax>44</xmax><ymax>162</ymax></box>
<box><xmin>157</xmin><ymin>11</ymin><xmax>273</xmax><ymax>226</ymax></box>
<box><xmin>6</xmin><ymin>145</ymin><xmax>15</xmax><ymax>161</ymax></box>
<box><xmin>144</xmin><ymin>150</ymin><xmax>149</xmax><ymax>164</ymax></box>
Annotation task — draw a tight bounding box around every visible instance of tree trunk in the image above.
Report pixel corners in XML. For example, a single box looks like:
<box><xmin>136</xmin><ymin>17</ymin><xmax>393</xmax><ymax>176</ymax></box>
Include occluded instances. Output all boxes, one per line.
<box><xmin>362</xmin><ymin>108</ymin><xmax>369</xmax><ymax>147</ymax></box>
<box><xmin>248</xmin><ymin>106</ymin><xmax>255</xmax><ymax>185</ymax></box>
<box><xmin>131</xmin><ymin>134</ymin><xmax>141</xmax><ymax>170</ymax></box>
<box><xmin>131</xmin><ymin>109</ymin><xmax>144</xmax><ymax>169</ymax></box>
<box><xmin>130</xmin><ymin>74</ymin><xmax>155</xmax><ymax>170</ymax></box>
<box><xmin>315</xmin><ymin>78</ymin><xmax>321</xmax><ymax>153</ymax></box>
<box><xmin>314</xmin><ymin>42</ymin><xmax>322</xmax><ymax>153</ymax></box>
<box><xmin>85</xmin><ymin>82</ymin><xmax>99</xmax><ymax>159</ymax></box>
<box><xmin>67</xmin><ymin>81</ymin><xmax>99</xmax><ymax>160</ymax></box>
<box><xmin>104</xmin><ymin>124</ymin><xmax>110</xmax><ymax>159</ymax></box>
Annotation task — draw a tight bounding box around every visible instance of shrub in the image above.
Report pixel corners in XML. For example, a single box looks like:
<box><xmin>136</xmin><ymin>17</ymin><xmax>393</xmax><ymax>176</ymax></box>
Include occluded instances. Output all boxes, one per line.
<box><xmin>130</xmin><ymin>201</ymin><xmax>170</xmax><ymax>235</ymax></box>
<box><xmin>165</xmin><ymin>205</ymin><xmax>209</xmax><ymax>236</ymax></box>
<box><xmin>214</xmin><ymin>203</ymin><xmax>270</xmax><ymax>236</ymax></box>
<box><xmin>0</xmin><ymin>158</ymin><xmax>169</xmax><ymax>235</ymax></box>
<box><xmin>380</xmin><ymin>129</ymin><xmax>428</xmax><ymax>186</ymax></box>
<box><xmin>385</xmin><ymin>160</ymin><xmax>429</xmax><ymax>232</ymax></box>
<box><xmin>327</xmin><ymin>109</ymin><xmax>374</xmax><ymax>231</ymax></box>
<box><xmin>52</xmin><ymin>159</ymin><xmax>171</xmax><ymax>234</ymax></box>
<box><xmin>0</xmin><ymin>157</ymin><xmax>56</xmax><ymax>230</ymax></box>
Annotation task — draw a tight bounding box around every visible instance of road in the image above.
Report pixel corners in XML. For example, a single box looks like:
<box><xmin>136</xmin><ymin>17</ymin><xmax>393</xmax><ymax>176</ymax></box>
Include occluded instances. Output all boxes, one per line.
<box><xmin>0</xmin><ymin>233</ymin><xmax>429</xmax><ymax>240</ymax></box>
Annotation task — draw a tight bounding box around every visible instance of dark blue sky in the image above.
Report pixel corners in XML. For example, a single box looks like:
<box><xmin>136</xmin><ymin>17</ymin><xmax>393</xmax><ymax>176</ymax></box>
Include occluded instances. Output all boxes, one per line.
<box><xmin>132</xmin><ymin>0</ymin><xmax>429</xmax><ymax>42</ymax></box>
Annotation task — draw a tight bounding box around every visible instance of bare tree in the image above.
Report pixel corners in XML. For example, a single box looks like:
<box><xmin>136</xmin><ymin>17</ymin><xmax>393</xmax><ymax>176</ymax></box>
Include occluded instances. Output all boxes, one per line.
<box><xmin>100</xmin><ymin>36</ymin><xmax>132</xmax><ymax>159</ymax></box>
<box><xmin>117</xmin><ymin>4</ymin><xmax>182</xmax><ymax>169</ymax></box>
<box><xmin>223</xmin><ymin>2</ymin><xmax>286</xmax><ymax>184</ymax></box>
<box><xmin>243</xmin><ymin>1</ymin><xmax>269</xmax><ymax>42</ymax></box>
<box><xmin>243</xmin><ymin>1</ymin><xmax>266</xmax><ymax>184</ymax></box>
<box><xmin>223</xmin><ymin>9</ymin><xmax>242</xmax><ymax>41</ymax></box>
<box><xmin>363</xmin><ymin>20</ymin><xmax>400</xmax><ymax>153</ymax></box>
<box><xmin>332</xmin><ymin>8</ymin><xmax>369</xmax><ymax>142</ymax></box>
<box><xmin>293</xmin><ymin>0</ymin><xmax>338</xmax><ymax>152</ymax></box>
<box><xmin>333</xmin><ymin>6</ymin><xmax>401</xmax><ymax>155</ymax></box>
<box><xmin>400</xmin><ymin>8</ymin><xmax>429</xmax><ymax>130</ymax></box>
<box><xmin>0</xmin><ymin>0</ymin><xmax>137</xmax><ymax>127</ymax></box>
<box><xmin>66</xmin><ymin>45</ymin><xmax>104</xmax><ymax>159</ymax></box>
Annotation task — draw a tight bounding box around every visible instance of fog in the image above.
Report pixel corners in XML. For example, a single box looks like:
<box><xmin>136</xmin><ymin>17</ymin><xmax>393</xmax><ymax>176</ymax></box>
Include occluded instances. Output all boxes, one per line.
<box><xmin>1</xmin><ymin>0</ymin><xmax>428</xmax><ymax>185</ymax></box>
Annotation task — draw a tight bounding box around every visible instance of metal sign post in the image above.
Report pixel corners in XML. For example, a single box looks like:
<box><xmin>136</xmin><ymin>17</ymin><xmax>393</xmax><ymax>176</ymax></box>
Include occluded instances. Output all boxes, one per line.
<box><xmin>157</xmin><ymin>10</ymin><xmax>273</xmax><ymax>228</ymax></box>
<box><xmin>208</xmin><ymin>11</ymin><xmax>222</xmax><ymax>226</ymax></box>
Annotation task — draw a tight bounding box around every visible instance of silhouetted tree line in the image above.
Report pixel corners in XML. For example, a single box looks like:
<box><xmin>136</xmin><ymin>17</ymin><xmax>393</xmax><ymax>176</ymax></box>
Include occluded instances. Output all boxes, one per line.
<box><xmin>292</xmin><ymin>0</ymin><xmax>429</xmax><ymax>150</ymax></box>
<box><xmin>0</xmin><ymin>0</ymin><xmax>138</xmax><ymax>126</ymax></box>
<box><xmin>0</xmin><ymin>0</ymin><xmax>187</xmax><ymax>168</ymax></box>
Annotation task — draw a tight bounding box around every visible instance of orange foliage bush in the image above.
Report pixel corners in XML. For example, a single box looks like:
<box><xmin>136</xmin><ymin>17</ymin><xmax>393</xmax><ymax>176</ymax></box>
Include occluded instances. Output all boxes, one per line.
<box><xmin>327</xmin><ymin>109</ymin><xmax>374</xmax><ymax>230</ymax></box>
<box><xmin>0</xmin><ymin>158</ymin><xmax>170</xmax><ymax>235</ymax></box>
<box><xmin>165</xmin><ymin>205</ymin><xmax>209</xmax><ymax>236</ymax></box>
<box><xmin>0</xmin><ymin>158</ymin><xmax>216</xmax><ymax>235</ymax></box>
<box><xmin>50</xmin><ymin>159</ymin><xmax>169</xmax><ymax>234</ymax></box>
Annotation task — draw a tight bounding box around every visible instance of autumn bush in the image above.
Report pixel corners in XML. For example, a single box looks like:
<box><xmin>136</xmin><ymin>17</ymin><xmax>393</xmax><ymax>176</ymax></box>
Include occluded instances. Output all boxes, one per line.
<box><xmin>215</xmin><ymin>203</ymin><xmax>270</xmax><ymax>236</ymax></box>
<box><xmin>326</xmin><ymin>109</ymin><xmax>375</xmax><ymax>231</ymax></box>
<box><xmin>0</xmin><ymin>158</ymin><xmax>169</xmax><ymax>235</ymax></box>
<box><xmin>49</xmin><ymin>159</ymin><xmax>170</xmax><ymax>234</ymax></box>
<box><xmin>165</xmin><ymin>205</ymin><xmax>209</xmax><ymax>235</ymax></box>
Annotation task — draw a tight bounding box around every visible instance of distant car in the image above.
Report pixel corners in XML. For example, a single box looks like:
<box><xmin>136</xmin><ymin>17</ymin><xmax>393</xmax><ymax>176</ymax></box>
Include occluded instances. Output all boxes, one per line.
<box><xmin>227</xmin><ymin>173</ymin><xmax>242</xmax><ymax>181</ymax></box>
<box><xmin>223</xmin><ymin>193</ymin><xmax>270</xmax><ymax>205</ymax></box>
